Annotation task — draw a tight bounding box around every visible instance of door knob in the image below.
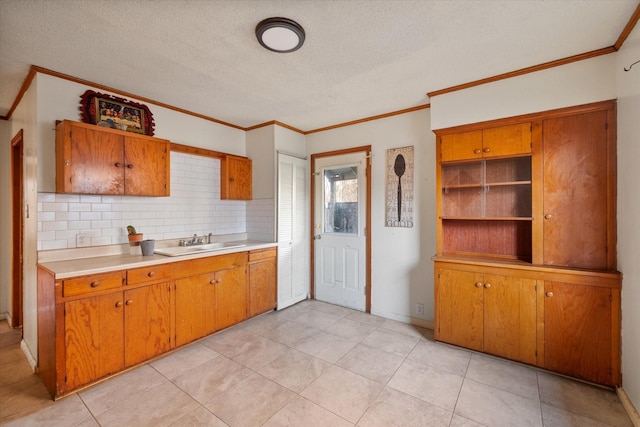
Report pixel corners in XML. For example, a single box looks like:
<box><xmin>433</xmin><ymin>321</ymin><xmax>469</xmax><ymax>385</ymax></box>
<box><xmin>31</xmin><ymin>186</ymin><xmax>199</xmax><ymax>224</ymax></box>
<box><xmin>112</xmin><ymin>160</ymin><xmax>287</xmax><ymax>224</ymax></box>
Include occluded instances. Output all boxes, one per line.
<box><xmin>544</xmin><ymin>214</ymin><xmax>552</xmax><ymax>220</ymax></box>
<box><xmin>546</xmin><ymin>291</ymin><xmax>554</xmax><ymax>297</ymax></box>
<box><xmin>315</xmin><ymin>234</ymin><xmax>322</xmax><ymax>240</ymax></box>
<box><xmin>484</xmin><ymin>283</ymin><xmax>491</xmax><ymax>289</ymax></box>
<box><xmin>475</xmin><ymin>282</ymin><xmax>483</xmax><ymax>288</ymax></box>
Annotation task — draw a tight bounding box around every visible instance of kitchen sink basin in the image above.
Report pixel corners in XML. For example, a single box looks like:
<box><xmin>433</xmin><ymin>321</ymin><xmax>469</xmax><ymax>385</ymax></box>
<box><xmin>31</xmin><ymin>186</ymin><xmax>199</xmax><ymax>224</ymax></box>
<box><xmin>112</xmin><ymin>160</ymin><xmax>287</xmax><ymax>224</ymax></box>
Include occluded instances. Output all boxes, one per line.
<box><xmin>154</xmin><ymin>242</ymin><xmax>247</xmax><ymax>257</ymax></box>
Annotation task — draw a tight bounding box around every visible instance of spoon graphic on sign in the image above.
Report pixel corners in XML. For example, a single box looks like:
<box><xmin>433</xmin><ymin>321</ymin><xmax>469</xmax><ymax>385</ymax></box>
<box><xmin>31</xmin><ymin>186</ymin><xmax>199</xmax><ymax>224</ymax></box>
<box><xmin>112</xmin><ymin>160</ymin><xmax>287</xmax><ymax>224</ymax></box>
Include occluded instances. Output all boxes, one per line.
<box><xmin>394</xmin><ymin>154</ymin><xmax>406</xmax><ymax>223</ymax></box>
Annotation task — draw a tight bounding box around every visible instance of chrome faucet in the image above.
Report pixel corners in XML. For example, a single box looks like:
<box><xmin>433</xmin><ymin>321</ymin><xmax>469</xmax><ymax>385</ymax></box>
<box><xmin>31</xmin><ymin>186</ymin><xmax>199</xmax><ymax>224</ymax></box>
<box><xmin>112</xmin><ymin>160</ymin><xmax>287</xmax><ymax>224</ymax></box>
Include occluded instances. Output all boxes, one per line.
<box><xmin>192</xmin><ymin>234</ymin><xmax>198</xmax><ymax>244</ymax></box>
<box><xmin>208</xmin><ymin>232</ymin><xmax>213</xmax><ymax>244</ymax></box>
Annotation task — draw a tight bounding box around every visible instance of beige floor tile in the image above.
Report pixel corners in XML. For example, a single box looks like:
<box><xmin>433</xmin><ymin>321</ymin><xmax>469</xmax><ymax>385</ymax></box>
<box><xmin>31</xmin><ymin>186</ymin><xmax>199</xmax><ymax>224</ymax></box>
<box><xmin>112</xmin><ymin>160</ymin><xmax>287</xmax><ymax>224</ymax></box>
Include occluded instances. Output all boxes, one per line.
<box><xmin>295</xmin><ymin>332</ymin><xmax>358</xmax><ymax>363</ymax></box>
<box><xmin>357</xmin><ymin>387</ymin><xmax>452</xmax><ymax>427</ymax></box>
<box><xmin>449</xmin><ymin>414</ymin><xmax>485</xmax><ymax>427</ymax></box>
<box><xmin>346</xmin><ymin>311</ymin><xmax>387</xmax><ymax>327</ymax></box>
<box><xmin>172</xmin><ymin>357</ymin><xmax>247</xmax><ymax>404</ymax></box>
<box><xmin>258</xmin><ymin>320</ymin><xmax>323</xmax><ymax>347</ymax></box>
<box><xmin>407</xmin><ymin>339</ymin><xmax>471</xmax><ymax>377</ymax></box>
<box><xmin>3</xmin><ymin>394</ymin><xmax>96</xmax><ymax>427</ymax></box>
<box><xmin>79</xmin><ymin>364</ymin><xmax>169</xmax><ymax>416</ymax></box>
<box><xmin>204</xmin><ymin>370</ymin><xmax>295</xmax><ymax>426</ymax></box>
<box><xmin>537</xmin><ymin>372</ymin><xmax>633</xmax><ymax>426</ymax></box>
<box><xmin>264</xmin><ymin>395</ymin><xmax>354</xmax><ymax>427</ymax></box>
<box><xmin>167</xmin><ymin>405</ymin><xmax>228</xmax><ymax>426</ymax></box>
<box><xmin>337</xmin><ymin>344</ymin><xmax>404</xmax><ymax>384</ymax></box>
<box><xmin>200</xmin><ymin>326</ymin><xmax>258</xmax><ymax>357</ymax></box>
<box><xmin>465</xmin><ymin>353</ymin><xmax>538</xmax><ymax>400</ymax></box>
<box><xmin>325</xmin><ymin>318</ymin><xmax>379</xmax><ymax>342</ymax></box>
<box><xmin>258</xmin><ymin>348</ymin><xmax>331</xmax><ymax>393</ymax></box>
<box><xmin>455</xmin><ymin>378</ymin><xmax>543</xmax><ymax>427</ymax></box>
<box><xmin>275</xmin><ymin>303</ymin><xmax>313</xmax><ymax>321</ymax></box>
<box><xmin>309</xmin><ymin>300</ymin><xmax>356</xmax><ymax>317</ymax></box>
<box><xmin>541</xmin><ymin>403</ymin><xmax>615</xmax><ymax>427</ymax></box>
<box><xmin>301</xmin><ymin>365</ymin><xmax>383</xmax><ymax>423</ymax></box>
<box><xmin>94</xmin><ymin>380</ymin><xmax>199</xmax><ymax>426</ymax></box>
<box><xmin>387</xmin><ymin>359</ymin><xmax>463</xmax><ymax>412</ymax></box>
<box><xmin>380</xmin><ymin>319</ymin><xmax>428</xmax><ymax>339</ymax></box>
<box><xmin>292</xmin><ymin>309</ymin><xmax>343</xmax><ymax>330</ymax></box>
<box><xmin>236</xmin><ymin>312</ymin><xmax>291</xmax><ymax>335</ymax></box>
<box><xmin>150</xmin><ymin>342</ymin><xmax>221</xmax><ymax>381</ymax></box>
<box><xmin>361</xmin><ymin>328</ymin><xmax>420</xmax><ymax>357</ymax></box>
<box><xmin>226</xmin><ymin>335</ymin><xmax>289</xmax><ymax>369</ymax></box>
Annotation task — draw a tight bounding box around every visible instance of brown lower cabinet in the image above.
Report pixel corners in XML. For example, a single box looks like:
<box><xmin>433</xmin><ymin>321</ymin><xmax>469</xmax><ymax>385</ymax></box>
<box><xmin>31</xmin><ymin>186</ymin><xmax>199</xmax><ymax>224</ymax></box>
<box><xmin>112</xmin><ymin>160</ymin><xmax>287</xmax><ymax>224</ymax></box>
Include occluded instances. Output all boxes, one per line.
<box><xmin>434</xmin><ymin>259</ymin><xmax>621</xmax><ymax>387</ymax></box>
<box><xmin>37</xmin><ymin>247</ymin><xmax>276</xmax><ymax>399</ymax></box>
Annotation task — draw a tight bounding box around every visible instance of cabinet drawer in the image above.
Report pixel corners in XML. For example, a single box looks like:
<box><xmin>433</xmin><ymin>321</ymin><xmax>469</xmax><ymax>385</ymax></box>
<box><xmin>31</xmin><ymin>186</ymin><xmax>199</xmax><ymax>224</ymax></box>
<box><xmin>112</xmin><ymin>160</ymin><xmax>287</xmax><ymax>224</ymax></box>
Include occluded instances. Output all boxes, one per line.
<box><xmin>249</xmin><ymin>248</ymin><xmax>277</xmax><ymax>262</ymax></box>
<box><xmin>63</xmin><ymin>271</ymin><xmax>124</xmax><ymax>297</ymax></box>
<box><xmin>127</xmin><ymin>264</ymin><xmax>173</xmax><ymax>285</ymax></box>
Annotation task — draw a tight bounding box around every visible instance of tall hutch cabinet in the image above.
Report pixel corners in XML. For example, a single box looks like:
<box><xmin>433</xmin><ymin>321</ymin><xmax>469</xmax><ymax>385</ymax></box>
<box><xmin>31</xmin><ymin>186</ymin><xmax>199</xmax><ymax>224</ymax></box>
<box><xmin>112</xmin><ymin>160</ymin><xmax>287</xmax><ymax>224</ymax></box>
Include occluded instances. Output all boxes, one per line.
<box><xmin>433</xmin><ymin>100</ymin><xmax>621</xmax><ymax>387</ymax></box>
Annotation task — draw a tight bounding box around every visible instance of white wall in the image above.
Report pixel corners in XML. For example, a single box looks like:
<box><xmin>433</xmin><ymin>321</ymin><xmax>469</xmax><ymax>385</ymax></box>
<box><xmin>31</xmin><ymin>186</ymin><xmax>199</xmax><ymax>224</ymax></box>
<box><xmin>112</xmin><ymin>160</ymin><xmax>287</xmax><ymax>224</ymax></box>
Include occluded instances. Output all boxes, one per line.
<box><xmin>0</xmin><ymin>120</ymin><xmax>12</xmax><ymax>321</ymax></box>
<box><xmin>616</xmin><ymin>24</ymin><xmax>640</xmax><ymax>412</ymax></box>
<box><xmin>306</xmin><ymin>109</ymin><xmax>436</xmax><ymax>326</ymax></box>
<box><xmin>36</xmin><ymin>74</ymin><xmax>246</xmax><ymax>193</ymax></box>
<box><xmin>431</xmin><ymin>54</ymin><xmax>617</xmax><ymax>130</ymax></box>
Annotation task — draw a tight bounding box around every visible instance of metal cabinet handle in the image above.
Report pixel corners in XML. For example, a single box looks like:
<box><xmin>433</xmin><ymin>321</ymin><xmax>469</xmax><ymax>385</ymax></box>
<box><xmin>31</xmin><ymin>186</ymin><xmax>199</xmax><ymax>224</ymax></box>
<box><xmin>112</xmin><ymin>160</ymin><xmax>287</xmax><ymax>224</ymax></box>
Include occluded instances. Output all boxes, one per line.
<box><xmin>544</xmin><ymin>214</ymin><xmax>552</xmax><ymax>220</ymax></box>
<box><xmin>210</xmin><ymin>279</ymin><xmax>216</xmax><ymax>285</ymax></box>
<box><xmin>475</xmin><ymin>282</ymin><xmax>483</xmax><ymax>288</ymax></box>
<box><xmin>546</xmin><ymin>291</ymin><xmax>554</xmax><ymax>298</ymax></box>
<box><xmin>484</xmin><ymin>283</ymin><xmax>491</xmax><ymax>289</ymax></box>
<box><xmin>125</xmin><ymin>299</ymin><xmax>133</xmax><ymax>305</ymax></box>
<box><xmin>115</xmin><ymin>162</ymin><xmax>122</xmax><ymax>168</ymax></box>
<box><xmin>126</xmin><ymin>164</ymin><xmax>134</xmax><ymax>169</ymax></box>
<box><xmin>483</xmin><ymin>147</ymin><xmax>491</xmax><ymax>153</ymax></box>
<box><xmin>90</xmin><ymin>281</ymin><xmax>100</xmax><ymax>288</ymax></box>
<box><xmin>473</xmin><ymin>149</ymin><xmax>481</xmax><ymax>154</ymax></box>
<box><xmin>115</xmin><ymin>301</ymin><xmax>123</xmax><ymax>308</ymax></box>
<box><xmin>147</xmin><ymin>271</ymin><xmax>155</xmax><ymax>277</ymax></box>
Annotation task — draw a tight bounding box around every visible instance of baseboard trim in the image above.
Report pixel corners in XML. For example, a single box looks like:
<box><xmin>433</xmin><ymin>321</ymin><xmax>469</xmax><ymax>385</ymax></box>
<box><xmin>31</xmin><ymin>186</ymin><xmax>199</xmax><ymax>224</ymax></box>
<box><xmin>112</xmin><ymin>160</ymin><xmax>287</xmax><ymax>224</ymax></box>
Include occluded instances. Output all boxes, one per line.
<box><xmin>617</xmin><ymin>387</ymin><xmax>640</xmax><ymax>426</ymax></box>
<box><xmin>20</xmin><ymin>340</ymin><xmax>37</xmax><ymax>372</ymax></box>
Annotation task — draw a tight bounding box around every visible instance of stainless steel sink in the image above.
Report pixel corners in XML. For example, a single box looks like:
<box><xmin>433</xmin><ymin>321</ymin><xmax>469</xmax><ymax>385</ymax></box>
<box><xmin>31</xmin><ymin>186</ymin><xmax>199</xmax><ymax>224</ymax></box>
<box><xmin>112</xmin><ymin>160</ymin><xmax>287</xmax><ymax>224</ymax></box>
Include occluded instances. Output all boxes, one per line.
<box><xmin>154</xmin><ymin>242</ymin><xmax>247</xmax><ymax>257</ymax></box>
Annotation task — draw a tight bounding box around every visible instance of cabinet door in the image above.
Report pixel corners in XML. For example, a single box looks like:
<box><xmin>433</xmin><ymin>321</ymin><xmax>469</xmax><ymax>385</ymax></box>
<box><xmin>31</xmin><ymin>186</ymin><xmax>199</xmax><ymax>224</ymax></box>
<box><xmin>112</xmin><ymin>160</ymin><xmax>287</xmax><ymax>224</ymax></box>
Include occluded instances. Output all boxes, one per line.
<box><xmin>221</xmin><ymin>155</ymin><xmax>252</xmax><ymax>200</ymax></box>
<box><xmin>483</xmin><ymin>274</ymin><xmax>537</xmax><ymax>365</ymax></box>
<box><xmin>124</xmin><ymin>136</ymin><xmax>170</xmax><ymax>196</ymax></box>
<box><xmin>65</xmin><ymin>292</ymin><xmax>124</xmax><ymax>390</ymax></box>
<box><xmin>542</xmin><ymin>111</ymin><xmax>610</xmax><ymax>269</ymax></box>
<box><xmin>482</xmin><ymin>123</ymin><xmax>531</xmax><ymax>158</ymax></box>
<box><xmin>124</xmin><ymin>282</ymin><xmax>173</xmax><ymax>367</ymax></box>
<box><xmin>215</xmin><ymin>266</ymin><xmax>247</xmax><ymax>330</ymax></box>
<box><xmin>435</xmin><ymin>268</ymin><xmax>484</xmax><ymax>351</ymax></box>
<box><xmin>66</xmin><ymin>125</ymin><xmax>124</xmax><ymax>195</ymax></box>
<box><xmin>440</xmin><ymin>130</ymin><xmax>483</xmax><ymax>162</ymax></box>
<box><xmin>175</xmin><ymin>273</ymin><xmax>216</xmax><ymax>347</ymax></box>
<box><xmin>544</xmin><ymin>281</ymin><xmax>613</xmax><ymax>385</ymax></box>
<box><xmin>248</xmin><ymin>258</ymin><xmax>277</xmax><ymax>317</ymax></box>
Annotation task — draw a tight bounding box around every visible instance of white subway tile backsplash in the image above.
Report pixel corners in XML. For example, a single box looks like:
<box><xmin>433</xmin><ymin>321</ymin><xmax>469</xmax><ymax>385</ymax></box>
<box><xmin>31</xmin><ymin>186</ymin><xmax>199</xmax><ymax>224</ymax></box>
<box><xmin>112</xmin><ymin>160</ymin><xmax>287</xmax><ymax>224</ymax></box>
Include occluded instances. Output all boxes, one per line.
<box><xmin>38</xmin><ymin>153</ymin><xmax>273</xmax><ymax>250</ymax></box>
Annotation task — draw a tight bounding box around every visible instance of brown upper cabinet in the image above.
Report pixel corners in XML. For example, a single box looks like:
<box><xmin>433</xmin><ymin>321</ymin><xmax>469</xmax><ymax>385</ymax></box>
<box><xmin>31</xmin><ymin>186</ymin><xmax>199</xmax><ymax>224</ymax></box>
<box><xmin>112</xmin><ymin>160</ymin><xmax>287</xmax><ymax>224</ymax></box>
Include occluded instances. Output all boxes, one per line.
<box><xmin>55</xmin><ymin>120</ymin><xmax>170</xmax><ymax>196</ymax></box>
<box><xmin>221</xmin><ymin>154</ymin><xmax>252</xmax><ymax>200</ymax></box>
<box><xmin>440</xmin><ymin>123</ymin><xmax>532</xmax><ymax>162</ymax></box>
<box><xmin>540</xmin><ymin>109</ymin><xmax>616</xmax><ymax>270</ymax></box>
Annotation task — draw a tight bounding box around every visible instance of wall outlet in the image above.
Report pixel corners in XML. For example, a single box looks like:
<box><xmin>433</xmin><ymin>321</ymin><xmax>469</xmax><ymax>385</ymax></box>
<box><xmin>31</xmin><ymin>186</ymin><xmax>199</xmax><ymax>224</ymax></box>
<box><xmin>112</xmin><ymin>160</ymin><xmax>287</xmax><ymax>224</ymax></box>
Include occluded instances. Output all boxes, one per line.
<box><xmin>76</xmin><ymin>234</ymin><xmax>90</xmax><ymax>248</ymax></box>
<box><xmin>416</xmin><ymin>303</ymin><xmax>424</xmax><ymax>315</ymax></box>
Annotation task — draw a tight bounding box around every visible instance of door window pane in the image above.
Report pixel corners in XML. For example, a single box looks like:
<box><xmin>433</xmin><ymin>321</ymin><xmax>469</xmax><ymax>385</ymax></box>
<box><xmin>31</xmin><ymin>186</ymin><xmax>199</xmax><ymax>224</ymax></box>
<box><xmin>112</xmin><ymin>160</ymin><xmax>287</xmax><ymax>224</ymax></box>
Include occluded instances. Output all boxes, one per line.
<box><xmin>323</xmin><ymin>167</ymin><xmax>358</xmax><ymax>234</ymax></box>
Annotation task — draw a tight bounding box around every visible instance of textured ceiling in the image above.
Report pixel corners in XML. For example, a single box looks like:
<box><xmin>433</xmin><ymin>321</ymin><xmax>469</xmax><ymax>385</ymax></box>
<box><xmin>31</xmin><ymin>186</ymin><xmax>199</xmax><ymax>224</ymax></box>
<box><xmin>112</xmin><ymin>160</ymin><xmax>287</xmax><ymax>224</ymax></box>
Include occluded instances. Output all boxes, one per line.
<box><xmin>0</xmin><ymin>0</ymin><xmax>637</xmax><ymax>131</ymax></box>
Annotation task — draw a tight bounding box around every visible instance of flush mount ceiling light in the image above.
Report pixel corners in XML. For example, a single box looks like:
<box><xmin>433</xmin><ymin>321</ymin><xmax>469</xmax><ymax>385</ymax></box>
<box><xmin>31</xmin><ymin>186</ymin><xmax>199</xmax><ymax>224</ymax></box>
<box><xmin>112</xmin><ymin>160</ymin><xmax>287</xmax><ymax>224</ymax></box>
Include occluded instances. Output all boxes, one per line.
<box><xmin>255</xmin><ymin>17</ymin><xmax>305</xmax><ymax>53</ymax></box>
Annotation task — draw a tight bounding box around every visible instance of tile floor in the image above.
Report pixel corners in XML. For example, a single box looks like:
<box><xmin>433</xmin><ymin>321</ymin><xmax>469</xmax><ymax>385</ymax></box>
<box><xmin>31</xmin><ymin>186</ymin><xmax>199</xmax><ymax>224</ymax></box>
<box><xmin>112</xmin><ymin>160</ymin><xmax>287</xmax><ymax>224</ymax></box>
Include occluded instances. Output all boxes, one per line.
<box><xmin>0</xmin><ymin>299</ymin><xmax>633</xmax><ymax>426</ymax></box>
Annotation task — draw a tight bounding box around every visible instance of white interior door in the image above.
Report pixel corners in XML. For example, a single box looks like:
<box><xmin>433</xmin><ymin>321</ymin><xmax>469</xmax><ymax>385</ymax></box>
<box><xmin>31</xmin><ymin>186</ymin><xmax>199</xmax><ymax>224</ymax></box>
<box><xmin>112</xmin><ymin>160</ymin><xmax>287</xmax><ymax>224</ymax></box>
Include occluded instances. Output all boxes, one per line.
<box><xmin>314</xmin><ymin>152</ymin><xmax>367</xmax><ymax>311</ymax></box>
<box><xmin>277</xmin><ymin>153</ymin><xmax>309</xmax><ymax>309</ymax></box>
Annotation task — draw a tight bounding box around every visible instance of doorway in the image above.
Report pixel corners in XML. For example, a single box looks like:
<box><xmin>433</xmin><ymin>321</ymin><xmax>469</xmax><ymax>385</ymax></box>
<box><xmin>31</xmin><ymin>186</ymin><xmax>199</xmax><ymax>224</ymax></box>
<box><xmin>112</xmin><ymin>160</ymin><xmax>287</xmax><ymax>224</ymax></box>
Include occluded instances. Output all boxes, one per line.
<box><xmin>311</xmin><ymin>146</ymin><xmax>371</xmax><ymax>312</ymax></box>
<box><xmin>11</xmin><ymin>130</ymin><xmax>24</xmax><ymax>328</ymax></box>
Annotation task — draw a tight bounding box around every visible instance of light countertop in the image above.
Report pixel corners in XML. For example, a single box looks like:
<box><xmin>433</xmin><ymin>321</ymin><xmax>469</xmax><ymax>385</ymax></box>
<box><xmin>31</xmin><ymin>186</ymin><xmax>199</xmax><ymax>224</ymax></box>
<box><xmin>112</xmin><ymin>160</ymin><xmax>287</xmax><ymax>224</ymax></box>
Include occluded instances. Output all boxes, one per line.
<box><xmin>39</xmin><ymin>240</ymin><xmax>277</xmax><ymax>279</ymax></box>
